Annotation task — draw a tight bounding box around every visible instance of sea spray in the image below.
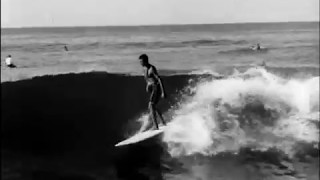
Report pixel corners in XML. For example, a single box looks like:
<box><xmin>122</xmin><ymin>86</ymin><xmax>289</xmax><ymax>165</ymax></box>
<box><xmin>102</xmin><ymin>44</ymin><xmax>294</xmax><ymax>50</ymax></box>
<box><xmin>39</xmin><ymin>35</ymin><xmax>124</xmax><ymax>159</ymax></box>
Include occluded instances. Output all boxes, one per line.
<box><xmin>162</xmin><ymin>67</ymin><xmax>319</xmax><ymax>157</ymax></box>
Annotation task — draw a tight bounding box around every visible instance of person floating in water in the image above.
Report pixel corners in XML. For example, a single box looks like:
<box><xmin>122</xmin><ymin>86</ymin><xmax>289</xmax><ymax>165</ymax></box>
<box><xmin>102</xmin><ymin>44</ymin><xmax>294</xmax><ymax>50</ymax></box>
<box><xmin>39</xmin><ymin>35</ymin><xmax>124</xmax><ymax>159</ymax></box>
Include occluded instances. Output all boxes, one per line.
<box><xmin>256</xmin><ymin>43</ymin><xmax>261</xmax><ymax>50</ymax></box>
<box><xmin>251</xmin><ymin>43</ymin><xmax>262</xmax><ymax>51</ymax></box>
<box><xmin>139</xmin><ymin>54</ymin><xmax>167</xmax><ymax>130</ymax></box>
<box><xmin>5</xmin><ymin>55</ymin><xmax>16</xmax><ymax>68</ymax></box>
<box><xmin>64</xmin><ymin>45</ymin><xmax>69</xmax><ymax>51</ymax></box>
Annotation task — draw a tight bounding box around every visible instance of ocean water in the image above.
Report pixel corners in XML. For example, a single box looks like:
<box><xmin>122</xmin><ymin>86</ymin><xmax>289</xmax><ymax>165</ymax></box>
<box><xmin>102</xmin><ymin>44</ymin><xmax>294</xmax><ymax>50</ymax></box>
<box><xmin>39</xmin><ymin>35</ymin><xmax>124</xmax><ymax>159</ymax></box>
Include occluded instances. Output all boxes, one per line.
<box><xmin>1</xmin><ymin>22</ymin><xmax>319</xmax><ymax>180</ymax></box>
<box><xmin>1</xmin><ymin>22</ymin><xmax>319</xmax><ymax>80</ymax></box>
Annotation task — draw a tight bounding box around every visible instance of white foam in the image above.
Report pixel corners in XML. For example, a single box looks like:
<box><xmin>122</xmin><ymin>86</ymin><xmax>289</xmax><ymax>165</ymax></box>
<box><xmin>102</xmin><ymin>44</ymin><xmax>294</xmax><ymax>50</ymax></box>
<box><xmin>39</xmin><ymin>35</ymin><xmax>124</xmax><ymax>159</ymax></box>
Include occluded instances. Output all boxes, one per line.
<box><xmin>162</xmin><ymin>67</ymin><xmax>319</xmax><ymax>157</ymax></box>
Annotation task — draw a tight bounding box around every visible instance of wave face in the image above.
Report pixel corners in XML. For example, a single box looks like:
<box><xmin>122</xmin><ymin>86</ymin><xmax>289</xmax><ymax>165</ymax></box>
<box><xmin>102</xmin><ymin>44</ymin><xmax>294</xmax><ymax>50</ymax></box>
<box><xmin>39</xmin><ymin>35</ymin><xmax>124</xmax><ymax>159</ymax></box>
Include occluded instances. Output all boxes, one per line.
<box><xmin>162</xmin><ymin>67</ymin><xmax>319</xmax><ymax>158</ymax></box>
<box><xmin>1</xmin><ymin>72</ymin><xmax>206</xmax><ymax>179</ymax></box>
<box><xmin>1</xmin><ymin>73</ymin><xmax>197</xmax><ymax>148</ymax></box>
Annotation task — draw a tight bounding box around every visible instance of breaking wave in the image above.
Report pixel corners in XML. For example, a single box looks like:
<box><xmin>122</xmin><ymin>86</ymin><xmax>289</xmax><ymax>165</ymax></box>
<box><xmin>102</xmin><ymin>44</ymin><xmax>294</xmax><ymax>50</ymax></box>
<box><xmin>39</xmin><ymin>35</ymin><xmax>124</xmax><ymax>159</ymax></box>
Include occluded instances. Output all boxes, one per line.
<box><xmin>161</xmin><ymin>67</ymin><xmax>319</xmax><ymax>157</ymax></box>
<box><xmin>2</xmin><ymin>68</ymin><xmax>319</xmax><ymax>179</ymax></box>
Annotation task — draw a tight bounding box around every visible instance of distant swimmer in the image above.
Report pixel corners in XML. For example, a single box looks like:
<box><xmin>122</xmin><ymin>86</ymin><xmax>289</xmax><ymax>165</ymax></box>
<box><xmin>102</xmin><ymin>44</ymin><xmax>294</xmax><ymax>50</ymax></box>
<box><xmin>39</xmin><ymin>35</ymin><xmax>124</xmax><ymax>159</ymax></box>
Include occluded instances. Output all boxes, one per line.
<box><xmin>256</xmin><ymin>43</ymin><xmax>261</xmax><ymax>50</ymax></box>
<box><xmin>251</xmin><ymin>43</ymin><xmax>263</xmax><ymax>51</ymax></box>
<box><xmin>139</xmin><ymin>54</ymin><xmax>167</xmax><ymax>130</ymax></box>
<box><xmin>5</xmin><ymin>55</ymin><xmax>16</xmax><ymax>68</ymax></box>
<box><xmin>64</xmin><ymin>45</ymin><xmax>69</xmax><ymax>51</ymax></box>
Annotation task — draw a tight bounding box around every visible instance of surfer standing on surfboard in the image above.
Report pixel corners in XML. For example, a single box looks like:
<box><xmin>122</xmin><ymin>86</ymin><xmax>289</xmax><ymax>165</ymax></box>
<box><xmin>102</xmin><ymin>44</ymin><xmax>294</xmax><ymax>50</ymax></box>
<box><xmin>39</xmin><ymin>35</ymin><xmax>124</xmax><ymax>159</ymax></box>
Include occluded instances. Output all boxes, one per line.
<box><xmin>139</xmin><ymin>54</ymin><xmax>167</xmax><ymax>130</ymax></box>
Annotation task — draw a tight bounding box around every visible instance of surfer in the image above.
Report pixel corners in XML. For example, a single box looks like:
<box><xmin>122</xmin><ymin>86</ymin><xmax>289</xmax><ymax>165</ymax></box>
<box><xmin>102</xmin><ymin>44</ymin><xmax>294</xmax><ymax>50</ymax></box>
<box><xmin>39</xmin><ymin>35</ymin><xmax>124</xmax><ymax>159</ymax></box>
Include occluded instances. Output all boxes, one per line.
<box><xmin>139</xmin><ymin>54</ymin><xmax>167</xmax><ymax>130</ymax></box>
<box><xmin>5</xmin><ymin>55</ymin><xmax>16</xmax><ymax>68</ymax></box>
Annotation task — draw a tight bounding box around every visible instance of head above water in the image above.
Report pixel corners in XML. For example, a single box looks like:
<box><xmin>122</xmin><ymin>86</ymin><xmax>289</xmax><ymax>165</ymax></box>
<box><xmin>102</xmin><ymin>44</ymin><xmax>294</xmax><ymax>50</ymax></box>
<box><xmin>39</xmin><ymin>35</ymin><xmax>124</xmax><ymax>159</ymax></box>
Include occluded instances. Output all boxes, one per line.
<box><xmin>7</xmin><ymin>55</ymin><xmax>11</xmax><ymax>58</ymax></box>
<box><xmin>139</xmin><ymin>54</ymin><xmax>149</xmax><ymax>67</ymax></box>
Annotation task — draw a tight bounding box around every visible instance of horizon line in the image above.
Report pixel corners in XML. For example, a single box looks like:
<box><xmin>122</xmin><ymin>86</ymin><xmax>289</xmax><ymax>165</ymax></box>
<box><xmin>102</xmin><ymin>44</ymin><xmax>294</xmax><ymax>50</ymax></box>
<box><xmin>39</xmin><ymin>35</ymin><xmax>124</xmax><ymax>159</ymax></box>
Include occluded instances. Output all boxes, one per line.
<box><xmin>1</xmin><ymin>20</ymin><xmax>319</xmax><ymax>29</ymax></box>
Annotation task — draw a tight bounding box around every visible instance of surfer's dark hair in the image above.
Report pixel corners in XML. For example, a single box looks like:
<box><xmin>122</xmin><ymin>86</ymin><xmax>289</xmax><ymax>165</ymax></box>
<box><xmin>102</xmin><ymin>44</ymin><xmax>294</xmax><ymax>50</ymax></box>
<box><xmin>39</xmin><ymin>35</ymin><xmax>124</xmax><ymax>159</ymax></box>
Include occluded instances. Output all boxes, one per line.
<box><xmin>139</xmin><ymin>54</ymin><xmax>148</xmax><ymax>63</ymax></box>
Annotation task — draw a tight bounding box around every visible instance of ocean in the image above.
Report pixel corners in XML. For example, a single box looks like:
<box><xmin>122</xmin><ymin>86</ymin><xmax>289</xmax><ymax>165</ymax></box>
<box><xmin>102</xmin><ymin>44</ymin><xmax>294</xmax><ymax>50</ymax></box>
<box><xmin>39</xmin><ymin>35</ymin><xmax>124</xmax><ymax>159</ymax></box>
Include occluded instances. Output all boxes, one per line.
<box><xmin>1</xmin><ymin>22</ymin><xmax>319</xmax><ymax>80</ymax></box>
<box><xmin>1</xmin><ymin>22</ymin><xmax>319</xmax><ymax>180</ymax></box>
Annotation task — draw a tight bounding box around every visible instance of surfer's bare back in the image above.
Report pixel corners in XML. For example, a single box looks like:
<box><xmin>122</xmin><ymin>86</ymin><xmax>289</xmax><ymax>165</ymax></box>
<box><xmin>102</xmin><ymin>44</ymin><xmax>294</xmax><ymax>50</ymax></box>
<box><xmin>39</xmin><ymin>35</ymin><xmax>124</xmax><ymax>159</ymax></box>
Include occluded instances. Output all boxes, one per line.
<box><xmin>139</xmin><ymin>54</ymin><xmax>167</xmax><ymax>130</ymax></box>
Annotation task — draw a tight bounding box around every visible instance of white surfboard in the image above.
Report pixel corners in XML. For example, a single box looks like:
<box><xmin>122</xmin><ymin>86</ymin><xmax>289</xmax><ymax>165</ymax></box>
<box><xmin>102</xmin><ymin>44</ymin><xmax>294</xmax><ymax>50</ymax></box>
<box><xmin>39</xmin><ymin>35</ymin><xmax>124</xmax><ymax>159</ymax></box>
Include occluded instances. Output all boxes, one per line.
<box><xmin>115</xmin><ymin>126</ymin><xmax>166</xmax><ymax>147</ymax></box>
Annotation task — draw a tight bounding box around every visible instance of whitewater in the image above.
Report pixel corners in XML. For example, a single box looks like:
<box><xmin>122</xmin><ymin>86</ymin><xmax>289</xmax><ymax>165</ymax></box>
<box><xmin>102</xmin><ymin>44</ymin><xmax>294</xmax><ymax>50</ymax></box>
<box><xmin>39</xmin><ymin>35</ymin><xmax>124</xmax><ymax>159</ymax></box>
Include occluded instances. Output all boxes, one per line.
<box><xmin>136</xmin><ymin>67</ymin><xmax>319</xmax><ymax>158</ymax></box>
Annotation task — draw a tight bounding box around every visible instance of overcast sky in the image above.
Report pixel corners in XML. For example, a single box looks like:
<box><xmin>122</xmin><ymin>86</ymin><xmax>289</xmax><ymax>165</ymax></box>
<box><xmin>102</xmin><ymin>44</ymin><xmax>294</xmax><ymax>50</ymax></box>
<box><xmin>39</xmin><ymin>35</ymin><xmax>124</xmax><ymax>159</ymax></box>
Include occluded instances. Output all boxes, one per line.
<box><xmin>1</xmin><ymin>0</ymin><xmax>319</xmax><ymax>27</ymax></box>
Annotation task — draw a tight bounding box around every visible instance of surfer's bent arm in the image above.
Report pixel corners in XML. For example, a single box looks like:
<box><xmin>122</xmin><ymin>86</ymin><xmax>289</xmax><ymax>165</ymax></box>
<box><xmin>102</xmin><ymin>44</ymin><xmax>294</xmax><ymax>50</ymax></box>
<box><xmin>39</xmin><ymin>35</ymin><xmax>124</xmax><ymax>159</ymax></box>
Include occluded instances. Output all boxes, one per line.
<box><xmin>151</xmin><ymin>67</ymin><xmax>166</xmax><ymax>98</ymax></box>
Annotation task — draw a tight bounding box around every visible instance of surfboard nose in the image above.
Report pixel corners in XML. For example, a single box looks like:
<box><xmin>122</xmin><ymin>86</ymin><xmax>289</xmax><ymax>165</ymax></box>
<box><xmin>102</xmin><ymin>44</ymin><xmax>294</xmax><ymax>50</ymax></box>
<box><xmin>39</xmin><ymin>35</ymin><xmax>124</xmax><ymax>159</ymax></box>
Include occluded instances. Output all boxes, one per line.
<box><xmin>115</xmin><ymin>127</ymin><xmax>166</xmax><ymax>147</ymax></box>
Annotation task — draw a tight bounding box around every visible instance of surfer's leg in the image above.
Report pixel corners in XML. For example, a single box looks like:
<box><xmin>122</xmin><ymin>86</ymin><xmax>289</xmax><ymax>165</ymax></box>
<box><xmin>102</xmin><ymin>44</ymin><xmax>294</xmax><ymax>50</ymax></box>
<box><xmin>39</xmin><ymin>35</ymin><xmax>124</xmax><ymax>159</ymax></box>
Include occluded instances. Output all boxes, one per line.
<box><xmin>156</xmin><ymin>110</ymin><xmax>166</xmax><ymax>126</ymax></box>
<box><xmin>154</xmin><ymin>85</ymin><xmax>166</xmax><ymax>126</ymax></box>
<box><xmin>149</xmin><ymin>102</ymin><xmax>159</xmax><ymax>129</ymax></box>
<box><xmin>149</xmin><ymin>85</ymin><xmax>160</xmax><ymax>129</ymax></box>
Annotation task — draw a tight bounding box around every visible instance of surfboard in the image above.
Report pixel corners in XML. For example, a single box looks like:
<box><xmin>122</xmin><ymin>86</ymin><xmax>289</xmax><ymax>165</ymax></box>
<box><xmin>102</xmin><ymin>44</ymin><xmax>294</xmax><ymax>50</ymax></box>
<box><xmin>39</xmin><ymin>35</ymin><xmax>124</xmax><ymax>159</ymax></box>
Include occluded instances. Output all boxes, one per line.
<box><xmin>115</xmin><ymin>126</ymin><xmax>165</xmax><ymax>147</ymax></box>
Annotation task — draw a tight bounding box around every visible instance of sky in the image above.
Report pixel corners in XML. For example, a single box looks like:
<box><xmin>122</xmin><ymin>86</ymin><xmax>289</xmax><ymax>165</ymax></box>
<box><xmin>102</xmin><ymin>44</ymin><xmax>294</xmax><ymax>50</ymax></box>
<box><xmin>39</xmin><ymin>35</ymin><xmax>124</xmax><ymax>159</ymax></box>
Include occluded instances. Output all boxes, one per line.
<box><xmin>1</xmin><ymin>0</ymin><xmax>319</xmax><ymax>27</ymax></box>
